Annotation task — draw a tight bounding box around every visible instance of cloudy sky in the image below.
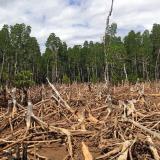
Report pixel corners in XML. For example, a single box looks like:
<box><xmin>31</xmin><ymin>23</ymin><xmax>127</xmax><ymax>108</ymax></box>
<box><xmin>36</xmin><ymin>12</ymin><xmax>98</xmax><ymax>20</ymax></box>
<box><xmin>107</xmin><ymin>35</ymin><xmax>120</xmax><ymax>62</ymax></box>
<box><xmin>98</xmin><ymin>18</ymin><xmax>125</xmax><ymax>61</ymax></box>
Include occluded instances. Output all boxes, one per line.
<box><xmin>0</xmin><ymin>0</ymin><xmax>160</xmax><ymax>52</ymax></box>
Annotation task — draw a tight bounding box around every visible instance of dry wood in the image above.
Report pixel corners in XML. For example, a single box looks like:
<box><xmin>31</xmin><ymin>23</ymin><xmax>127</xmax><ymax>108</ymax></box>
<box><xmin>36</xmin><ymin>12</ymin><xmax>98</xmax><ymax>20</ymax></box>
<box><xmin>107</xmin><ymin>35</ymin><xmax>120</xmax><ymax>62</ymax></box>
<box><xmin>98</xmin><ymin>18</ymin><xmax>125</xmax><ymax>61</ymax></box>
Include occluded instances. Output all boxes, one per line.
<box><xmin>0</xmin><ymin>83</ymin><xmax>160</xmax><ymax>159</ymax></box>
<box><xmin>26</xmin><ymin>104</ymin><xmax>74</xmax><ymax>158</ymax></box>
<box><xmin>82</xmin><ymin>141</ymin><xmax>93</xmax><ymax>160</ymax></box>
<box><xmin>96</xmin><ymin>147</ymin><xmax>121</xmax><ymax>159</ymax></box>
<box><xmin>146</xmin><ymin>136</ymin><xmax>160</xmax><ymax>160</ymax></box>
<box><xmin>46</xmin><ymin>78</ymin><xmax>75</xmax><ymax>114</ymax></box>
<box><xmin>125</xmin><ymin>118</ymin><xmax>160</xmax><ymax>140</ymax></box>
<box><xmin>26</xmin><ymin>101</ymin><xmax>33</xmax><ymax>131</ymax></box>
<box><xmin>117</xmin><ymin>140</ymin><xmax>131</xmax><ymax>160</ymax></box>
<box><xmin>87</xmin><ymin>112</ymin><xmax>99</xmax><ymax>123</ymax></box>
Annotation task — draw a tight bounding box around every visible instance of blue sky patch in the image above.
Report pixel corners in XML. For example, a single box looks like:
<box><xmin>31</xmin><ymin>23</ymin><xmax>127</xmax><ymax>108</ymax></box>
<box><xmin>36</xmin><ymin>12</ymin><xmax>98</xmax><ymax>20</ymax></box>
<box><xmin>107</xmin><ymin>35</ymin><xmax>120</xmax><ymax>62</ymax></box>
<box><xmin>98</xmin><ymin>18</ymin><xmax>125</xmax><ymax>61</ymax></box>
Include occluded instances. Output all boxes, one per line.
<box><xmin>68</xmin><ymin>0</ymin><xmax>81</xmax><ymax>6</ymax></box>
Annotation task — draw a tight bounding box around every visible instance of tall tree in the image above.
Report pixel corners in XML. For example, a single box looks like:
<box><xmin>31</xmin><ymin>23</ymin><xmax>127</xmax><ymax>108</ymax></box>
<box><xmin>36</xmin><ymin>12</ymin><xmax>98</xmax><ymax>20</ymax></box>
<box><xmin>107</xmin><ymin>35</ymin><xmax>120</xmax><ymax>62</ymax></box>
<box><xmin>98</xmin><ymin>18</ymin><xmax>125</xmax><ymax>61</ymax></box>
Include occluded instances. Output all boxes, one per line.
<box><xmin>0</xmin><ymin>25</ymin><xmax>10</xmax><ymax>83</ymax></box>
<box><xmin>141</xmin><ymin>30</ymin><xmax>152</xmax><ymax>80</ymax></box>
<box><xmin>45</xmin><ymin>33</ymin><xmax>62</xmax><ymax>82</ymax></box>
<box><xmin>151</xmin><ymin>24</ymin><xmax>160</xmax><ymax>80</ymax></box>
<box><xmin>10</xmin><ymin>23</ymin><xmax>31</xmax><ymax>76</ymax></box>
<box><xmin>104</xmin><ymin>0</ymin><xmax>114</xmax><ymax>83</ymax></box>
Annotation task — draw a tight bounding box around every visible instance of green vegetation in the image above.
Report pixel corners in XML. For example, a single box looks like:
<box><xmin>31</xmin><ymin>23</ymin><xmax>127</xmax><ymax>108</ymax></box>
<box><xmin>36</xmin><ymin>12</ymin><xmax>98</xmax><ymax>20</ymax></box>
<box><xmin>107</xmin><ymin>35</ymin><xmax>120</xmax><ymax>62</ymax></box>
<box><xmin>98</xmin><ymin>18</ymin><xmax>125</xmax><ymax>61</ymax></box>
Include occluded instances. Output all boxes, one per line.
<box><xmin>62</xmin><ymin>74</ymin><xmax>70</xmax><ymax>84</ymax></box>
<box><xmin>0</xmin><ymin>23</ymin><xmax>160</xmax><ymax>85</ymax></box>
<box><xmin>14</xmin><ymin>71</ymin><xmax>34</xmax><ymax>89</ymax></box>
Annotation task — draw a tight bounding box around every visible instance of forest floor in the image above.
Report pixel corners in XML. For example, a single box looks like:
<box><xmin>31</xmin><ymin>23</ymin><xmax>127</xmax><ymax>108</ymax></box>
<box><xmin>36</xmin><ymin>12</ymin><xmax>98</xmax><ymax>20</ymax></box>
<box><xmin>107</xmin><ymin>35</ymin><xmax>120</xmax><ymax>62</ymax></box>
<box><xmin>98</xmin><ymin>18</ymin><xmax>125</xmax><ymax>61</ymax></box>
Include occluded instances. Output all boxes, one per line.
<box><xmin>0</xmin><ymin>82</ymin><xmax>160</xmax><ymax>160</ymax></box>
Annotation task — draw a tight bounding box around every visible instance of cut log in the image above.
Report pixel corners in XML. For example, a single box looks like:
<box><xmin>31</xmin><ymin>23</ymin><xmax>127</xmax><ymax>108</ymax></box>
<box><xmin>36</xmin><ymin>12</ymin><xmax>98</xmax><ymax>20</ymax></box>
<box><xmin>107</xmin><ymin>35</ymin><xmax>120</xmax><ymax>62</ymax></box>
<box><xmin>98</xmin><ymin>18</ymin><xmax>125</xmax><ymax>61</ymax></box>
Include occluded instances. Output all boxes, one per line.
<box><xmin>26</xmin><ymin>101</ymin><xmax>33</xmax><ymax>131</ymax></box>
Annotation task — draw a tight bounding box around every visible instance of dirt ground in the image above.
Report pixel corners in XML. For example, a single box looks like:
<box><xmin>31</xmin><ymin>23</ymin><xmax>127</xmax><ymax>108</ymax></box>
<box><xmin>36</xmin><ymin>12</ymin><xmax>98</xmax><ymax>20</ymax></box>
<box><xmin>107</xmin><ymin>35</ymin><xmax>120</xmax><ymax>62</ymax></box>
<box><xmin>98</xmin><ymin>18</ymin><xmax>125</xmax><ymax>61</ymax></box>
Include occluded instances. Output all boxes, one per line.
<box><xmin>0</xmin><ymin>82</ymin><xmax>160</xmax><ymax>159</ymax></box>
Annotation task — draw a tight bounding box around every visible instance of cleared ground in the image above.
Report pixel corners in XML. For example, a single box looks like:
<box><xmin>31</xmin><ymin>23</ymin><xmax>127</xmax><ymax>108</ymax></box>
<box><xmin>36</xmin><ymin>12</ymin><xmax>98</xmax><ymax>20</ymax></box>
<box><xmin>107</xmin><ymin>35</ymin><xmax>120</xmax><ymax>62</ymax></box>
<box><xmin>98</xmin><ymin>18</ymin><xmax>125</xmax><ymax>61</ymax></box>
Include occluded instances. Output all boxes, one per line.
<box><xmin>0</xmin><ymin>82</ymin><xmax>160</xmax><ymax>160</ymax></box>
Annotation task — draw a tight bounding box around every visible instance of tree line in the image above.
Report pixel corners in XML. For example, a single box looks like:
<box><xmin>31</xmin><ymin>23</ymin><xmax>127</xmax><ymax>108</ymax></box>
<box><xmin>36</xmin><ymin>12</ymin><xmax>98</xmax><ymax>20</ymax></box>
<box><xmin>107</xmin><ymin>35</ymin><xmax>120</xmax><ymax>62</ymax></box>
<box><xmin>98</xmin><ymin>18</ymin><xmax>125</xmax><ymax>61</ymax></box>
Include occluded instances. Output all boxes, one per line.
<box><xmin>0</xmin><ymin>23</ymin><xmax>160</xmax><ymax>86</ymax></box>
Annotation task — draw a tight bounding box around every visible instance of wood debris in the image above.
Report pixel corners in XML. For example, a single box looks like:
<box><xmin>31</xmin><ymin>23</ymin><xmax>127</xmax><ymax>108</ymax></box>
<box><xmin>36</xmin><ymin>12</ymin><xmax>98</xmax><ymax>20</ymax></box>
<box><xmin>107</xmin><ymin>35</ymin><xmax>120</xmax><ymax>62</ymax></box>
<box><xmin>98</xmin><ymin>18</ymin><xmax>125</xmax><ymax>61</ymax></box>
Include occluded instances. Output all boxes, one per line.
<box><xmin>0</xmin><ymin>82</ymin><xmax>160</xmax><ymax>159</ymax></box>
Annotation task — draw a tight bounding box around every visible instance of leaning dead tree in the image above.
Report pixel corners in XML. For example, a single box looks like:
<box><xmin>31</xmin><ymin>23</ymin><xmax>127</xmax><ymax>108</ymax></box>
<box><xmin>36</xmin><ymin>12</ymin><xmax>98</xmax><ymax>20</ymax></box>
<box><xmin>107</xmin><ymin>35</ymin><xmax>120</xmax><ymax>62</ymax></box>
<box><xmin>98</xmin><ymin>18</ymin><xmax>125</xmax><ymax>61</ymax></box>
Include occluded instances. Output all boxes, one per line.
<box><xmin>104</xmin><ymin>0</ymin><xmax>114</xmax><ymax>83</ymax></box>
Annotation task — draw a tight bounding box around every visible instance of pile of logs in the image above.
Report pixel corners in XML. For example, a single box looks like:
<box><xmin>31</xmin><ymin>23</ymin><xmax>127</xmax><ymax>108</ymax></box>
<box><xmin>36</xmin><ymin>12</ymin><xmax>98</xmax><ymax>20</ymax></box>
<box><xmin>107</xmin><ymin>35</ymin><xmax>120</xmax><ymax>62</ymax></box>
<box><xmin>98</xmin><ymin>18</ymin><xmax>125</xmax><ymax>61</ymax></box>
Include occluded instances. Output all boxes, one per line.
<box><xmin>0</xmin><ymin>81</ymin><xmax>160</xmax><ymax>159</ymax></box>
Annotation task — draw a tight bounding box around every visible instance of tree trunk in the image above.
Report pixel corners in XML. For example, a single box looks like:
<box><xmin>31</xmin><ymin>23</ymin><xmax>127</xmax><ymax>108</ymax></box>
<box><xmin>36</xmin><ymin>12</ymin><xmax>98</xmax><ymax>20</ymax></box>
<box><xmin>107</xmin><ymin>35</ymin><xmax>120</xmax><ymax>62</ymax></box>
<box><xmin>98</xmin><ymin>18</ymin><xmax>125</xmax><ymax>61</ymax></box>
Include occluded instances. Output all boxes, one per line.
<box><xmin>55</xmin><ymin>52</ymin><xmax>58</xmax><ymax>82</ymax></box>
<box><xmin>0</xmin><ymin>51</ymin><xmax>5</xmax><ymax>82</ymax></box>
<box><xmin>14</xmin><ymin>52</ymin><xmax>18</xmax><ymax>76</ymax></box>
<box><xmin>142</xmin><ymin>60</ymin><xmax>145</xmax><ymax>79</ymax></box>
<box><xmin>146</xmin><ymin>63</ymin><xmax>149</xmax><ymax>81</ymax></box>
<box><xmin>104</xmin><ymin>62</ymin><xmax>109</xmax><ymax>82</ymax></box>
<box><xmin>155</xmin><ymin>49</ymin><xmax>160</xmax><ymax>81</ymax></box>
<box><xmin>87</xmin><ymin>67</ymin><xmax>90</xmax><ymax>82</ymax></box>
<box><xmin>123</xmin><ymin>63</ymin><xmax>128</xmax><ymax>81</ymax></box>
<box><xmin>104</xmin><ymin>0</ymin><xmax>114</xmax><ymax>83</ymax></box>
<box><xmin>46</xmin><ymin>60</ymin><xmax>49</xmax><ymax>79</ymax></box>
<box><xmin>134</xmin><ymin>56</ymin><xmax>138</xmax><ymax>76</ymax></box>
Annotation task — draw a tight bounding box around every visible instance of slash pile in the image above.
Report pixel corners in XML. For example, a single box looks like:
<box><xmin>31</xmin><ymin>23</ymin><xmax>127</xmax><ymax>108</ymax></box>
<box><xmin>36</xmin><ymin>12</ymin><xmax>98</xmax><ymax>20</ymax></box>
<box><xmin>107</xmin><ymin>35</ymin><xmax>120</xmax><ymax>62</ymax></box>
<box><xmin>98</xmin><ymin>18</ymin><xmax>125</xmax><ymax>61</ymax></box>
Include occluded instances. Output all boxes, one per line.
<box><xmin>0</xmin><ymin>81</ymin><xmax>160</xmax><ymax>160</ymax></box>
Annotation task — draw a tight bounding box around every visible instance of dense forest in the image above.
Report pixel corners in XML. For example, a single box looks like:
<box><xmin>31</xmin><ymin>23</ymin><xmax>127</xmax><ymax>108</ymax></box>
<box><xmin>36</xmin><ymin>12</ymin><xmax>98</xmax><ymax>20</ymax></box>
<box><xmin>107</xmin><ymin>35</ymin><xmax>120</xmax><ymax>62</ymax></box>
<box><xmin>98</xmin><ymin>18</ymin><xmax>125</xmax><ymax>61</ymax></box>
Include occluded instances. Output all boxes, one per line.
<box><xmin>0</xmin><ymin>23</ymin><xmax>160</xmax><ymax>85</ymax></box>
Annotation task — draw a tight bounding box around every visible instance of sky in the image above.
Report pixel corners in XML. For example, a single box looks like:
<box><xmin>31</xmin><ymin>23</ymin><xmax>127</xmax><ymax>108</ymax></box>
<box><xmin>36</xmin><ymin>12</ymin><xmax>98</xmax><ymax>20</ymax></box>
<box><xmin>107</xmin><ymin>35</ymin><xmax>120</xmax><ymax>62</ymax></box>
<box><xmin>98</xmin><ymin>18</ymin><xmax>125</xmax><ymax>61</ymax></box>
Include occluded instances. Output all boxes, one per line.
<box><xmin>0</xmin><ymin>0</ymin><xmax>160</xmax><ymax>52</ymax></box>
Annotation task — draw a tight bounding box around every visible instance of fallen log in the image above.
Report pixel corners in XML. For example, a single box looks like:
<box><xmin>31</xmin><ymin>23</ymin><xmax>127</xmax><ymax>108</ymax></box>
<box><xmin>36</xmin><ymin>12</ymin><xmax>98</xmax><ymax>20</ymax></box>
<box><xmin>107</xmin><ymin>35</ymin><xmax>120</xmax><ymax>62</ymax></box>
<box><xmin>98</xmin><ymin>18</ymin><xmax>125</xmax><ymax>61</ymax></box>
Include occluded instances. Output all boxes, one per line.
<box><xmin>124</xmin><ymin>118</ymin><xmax>160</xmax><ymax>140</ymax></box>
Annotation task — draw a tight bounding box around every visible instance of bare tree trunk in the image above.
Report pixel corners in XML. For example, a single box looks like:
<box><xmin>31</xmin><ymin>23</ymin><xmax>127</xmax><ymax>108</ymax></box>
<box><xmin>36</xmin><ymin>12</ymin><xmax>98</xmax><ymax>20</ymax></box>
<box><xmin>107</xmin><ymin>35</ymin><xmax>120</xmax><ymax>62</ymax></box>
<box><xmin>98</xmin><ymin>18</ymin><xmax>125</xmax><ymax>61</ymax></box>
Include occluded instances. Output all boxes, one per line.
<box><xmin>78</xmin><ymin>66</ymin><xmax>81</xmax><ymax>82</ymax></box>
<box><xmin>80</xmin><ymin>68</ymin><xmax>83</xmax><ymax>82</ymax></box>
<box><xmin>142</xmin><ymin>60</ymin><xmax>145</xmax><ymax>79</ymax></box>
<box><xmin>55</xmin><ymin>62</ymin><xmax>58</xmax><ymax>82</ymax></box>
<box><xmin>135</xmin><ymin>57</ymin><xmax>138</xmax><ymax>75</ymax></box>
<box><xmin>52</xmin><ymin>65</ymin><xmax>54</xmax><ymax>82</ymax></box>
<box><xmin>104</xmin><ymin>63</ymin><xmax>109</xmax><ymax>82</ymax></box>
<box><xmin>46</xmin><ymin>60</ymin><xmax>49</xmax><ymax>79</ymax></box>
<box><xmin>123</xmin><ymin>63</ymin><xmax>128</xmax><ymax>81</ymax></box>
<box><xmin>104</xmin><ymin>0</ymin><xmax>114</xmax><ymax>83</ymax></box>
<box><xmin>55</xmin><ymin>51</ymin><xmax>58</xmax><ymax>82</ymax></box>
<box><xmin>87</xmin><ymin>67</ymin><xmax>90</xmax><ymax>82</ymax></box>
<box><xmin>14</xmin><ymin>52</ymin><xmax>18</xmax><ymax>76</ymax></box>
<box><xmin>155</xmin><ymin>49</ymin><xmax>160</xmax><ymax>81</ymax></box>
<box><xmin>0</xmin><ymin>50</ymin><xmax>5</xmax><ymax>82</ymax></box>
<box><xmin>91</xmin><ymin>67</ymin><xmax>94</xmax><ymax>78</ymax></box>
<box><xmin>32</xmin><ymin>64</ymin><xmax>35</xmax><ymax>81</ymax></box>
<box><xmin>146</xmin><ymin>63</ymin><xmax>149</xmax><ymax>81</ymax></box>
<box><xmin>95</xmin><ymin>65</ymin><xmax>98</xmax><ymax>78</ymax></box>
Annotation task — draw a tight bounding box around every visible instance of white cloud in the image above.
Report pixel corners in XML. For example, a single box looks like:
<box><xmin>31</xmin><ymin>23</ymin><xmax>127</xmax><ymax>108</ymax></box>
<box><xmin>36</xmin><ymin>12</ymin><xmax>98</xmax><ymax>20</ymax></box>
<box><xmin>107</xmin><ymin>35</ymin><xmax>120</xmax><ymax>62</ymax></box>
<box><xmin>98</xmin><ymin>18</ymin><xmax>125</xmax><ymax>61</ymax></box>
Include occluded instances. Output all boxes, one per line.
<box><xmin>0</xmin><ymin>0</ymin><xmax>160</xmax><ymax>52</ymax></box>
